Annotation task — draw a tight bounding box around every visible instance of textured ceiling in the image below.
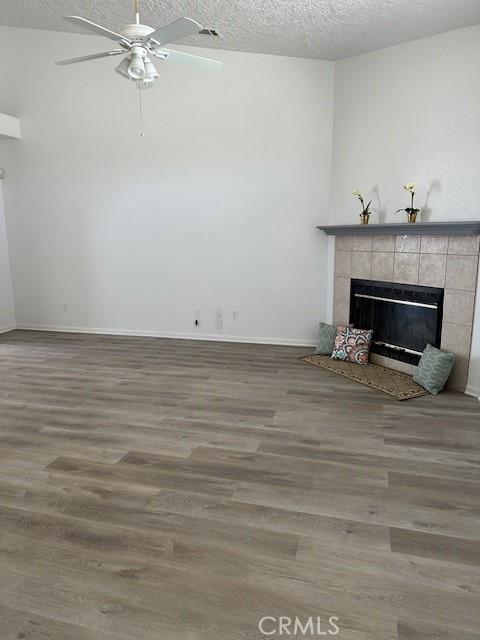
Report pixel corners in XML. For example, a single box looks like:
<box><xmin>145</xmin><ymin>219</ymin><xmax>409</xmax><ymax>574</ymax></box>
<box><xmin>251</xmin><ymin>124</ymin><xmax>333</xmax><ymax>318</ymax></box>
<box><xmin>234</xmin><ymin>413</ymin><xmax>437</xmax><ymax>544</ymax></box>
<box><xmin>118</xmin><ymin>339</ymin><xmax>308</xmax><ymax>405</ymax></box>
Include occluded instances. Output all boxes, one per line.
<box><xmin>0</xmin><ymin>0</ymin><xmax>479</xmax><ymax>60</ymax></box>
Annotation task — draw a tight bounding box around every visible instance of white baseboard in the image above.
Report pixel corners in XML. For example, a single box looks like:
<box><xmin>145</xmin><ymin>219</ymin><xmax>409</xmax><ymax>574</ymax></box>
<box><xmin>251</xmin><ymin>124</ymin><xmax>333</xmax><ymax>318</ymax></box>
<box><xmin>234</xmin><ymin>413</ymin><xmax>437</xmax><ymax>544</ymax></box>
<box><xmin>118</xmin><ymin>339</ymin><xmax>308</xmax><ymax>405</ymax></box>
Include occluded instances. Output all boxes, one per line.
<box><xmin>0</xmin><ymin>324</ymin><xmax>16</xmax><ymax>334</ymax></box>
<box><xmin>15</xmin><ymin>324</ymin><xmax>316</xmax><ymax>348</ymax></box>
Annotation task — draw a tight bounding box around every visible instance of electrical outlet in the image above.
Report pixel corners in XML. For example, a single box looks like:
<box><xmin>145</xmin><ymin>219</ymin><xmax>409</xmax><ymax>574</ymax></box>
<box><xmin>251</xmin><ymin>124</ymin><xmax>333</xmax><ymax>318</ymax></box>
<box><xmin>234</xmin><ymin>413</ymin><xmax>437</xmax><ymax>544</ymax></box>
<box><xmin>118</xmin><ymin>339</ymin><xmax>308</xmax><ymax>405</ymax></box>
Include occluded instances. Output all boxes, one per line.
<box><xmin>215</xmin><ymin>307</ymin><xmax>223</xmax><ymax>330</ymax></box>
<box><xmin>232</xmin><ymin>310</ymin><xmax>239</xmax><ymax>320</ymax></box>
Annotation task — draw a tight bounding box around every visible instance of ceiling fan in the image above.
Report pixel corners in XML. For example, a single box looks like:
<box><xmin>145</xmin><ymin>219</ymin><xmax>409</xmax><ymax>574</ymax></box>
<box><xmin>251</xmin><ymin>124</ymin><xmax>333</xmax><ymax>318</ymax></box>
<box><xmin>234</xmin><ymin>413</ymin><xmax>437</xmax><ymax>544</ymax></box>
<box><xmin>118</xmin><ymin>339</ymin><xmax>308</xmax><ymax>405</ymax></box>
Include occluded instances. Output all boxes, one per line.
<box><xmin>55</xmin><ymin>0</ymin><xmax>223</xmax><ymax>89</ymax></box>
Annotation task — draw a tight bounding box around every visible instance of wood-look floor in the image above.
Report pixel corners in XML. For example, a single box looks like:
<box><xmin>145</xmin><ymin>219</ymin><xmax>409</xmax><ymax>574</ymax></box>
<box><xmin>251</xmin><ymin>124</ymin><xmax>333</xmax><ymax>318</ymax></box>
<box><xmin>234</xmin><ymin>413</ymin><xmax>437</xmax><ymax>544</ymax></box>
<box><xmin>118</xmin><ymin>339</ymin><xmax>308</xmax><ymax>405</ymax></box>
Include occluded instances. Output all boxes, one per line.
<box><xmin>0</xmin><ymin>329</ymin><xmax>479</xmax><ymax>640</ymax></box>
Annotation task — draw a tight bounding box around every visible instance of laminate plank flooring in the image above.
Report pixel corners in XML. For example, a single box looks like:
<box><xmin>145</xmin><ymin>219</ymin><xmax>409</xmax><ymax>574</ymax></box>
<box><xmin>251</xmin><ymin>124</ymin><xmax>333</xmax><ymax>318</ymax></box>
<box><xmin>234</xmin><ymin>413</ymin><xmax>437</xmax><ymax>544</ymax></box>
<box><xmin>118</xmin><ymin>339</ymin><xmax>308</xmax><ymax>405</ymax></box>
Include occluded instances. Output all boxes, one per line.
<box><xmin>0</xmin><ymin>329</ymin><xmax>479</xmax><ymax>640</ymax></box>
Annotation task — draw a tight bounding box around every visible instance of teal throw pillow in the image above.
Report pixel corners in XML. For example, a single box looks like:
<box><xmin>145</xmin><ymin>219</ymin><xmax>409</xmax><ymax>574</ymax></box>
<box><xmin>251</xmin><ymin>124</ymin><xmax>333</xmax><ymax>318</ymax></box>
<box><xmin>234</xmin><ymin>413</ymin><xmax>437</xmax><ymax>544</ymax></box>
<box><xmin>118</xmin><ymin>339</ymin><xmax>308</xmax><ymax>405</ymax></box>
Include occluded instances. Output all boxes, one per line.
<box><xmin>413</xmin><ymin>343</ymin><xmax>456</xmax><ymax>395</ymax></box>
<box><xmin>314</xmin><ymin>322</ymin><xmax>338</xmax><ymax>355</ymax></box>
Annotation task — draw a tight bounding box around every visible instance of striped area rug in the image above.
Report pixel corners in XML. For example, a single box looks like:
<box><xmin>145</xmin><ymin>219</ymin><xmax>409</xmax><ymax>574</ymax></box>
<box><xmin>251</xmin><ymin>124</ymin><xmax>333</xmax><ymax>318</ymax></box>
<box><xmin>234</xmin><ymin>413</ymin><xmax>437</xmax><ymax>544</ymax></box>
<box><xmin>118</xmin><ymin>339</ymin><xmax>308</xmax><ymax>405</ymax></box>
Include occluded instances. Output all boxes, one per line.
<box><xmin>301</xmin><ymin>354</ymin><xmax>428</xmax><ymax>400</ymax></box>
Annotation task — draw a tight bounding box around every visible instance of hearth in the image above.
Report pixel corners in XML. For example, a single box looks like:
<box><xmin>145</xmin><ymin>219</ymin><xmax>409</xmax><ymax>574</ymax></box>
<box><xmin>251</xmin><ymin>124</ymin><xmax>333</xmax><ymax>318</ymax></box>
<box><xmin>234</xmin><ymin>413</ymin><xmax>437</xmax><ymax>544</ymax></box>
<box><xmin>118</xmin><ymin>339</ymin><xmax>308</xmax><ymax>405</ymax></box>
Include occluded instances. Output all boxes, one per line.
<box><xmin>350</xmin><ymin>279</ymin><xmax>444</xmax><ymax>365</ymax></box>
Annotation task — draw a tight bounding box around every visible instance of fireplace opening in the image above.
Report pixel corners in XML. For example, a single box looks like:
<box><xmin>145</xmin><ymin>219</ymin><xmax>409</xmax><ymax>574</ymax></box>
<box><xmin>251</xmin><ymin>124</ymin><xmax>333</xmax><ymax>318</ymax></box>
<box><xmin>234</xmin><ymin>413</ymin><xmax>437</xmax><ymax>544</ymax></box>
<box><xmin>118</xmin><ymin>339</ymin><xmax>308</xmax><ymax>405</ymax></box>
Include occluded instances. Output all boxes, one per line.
<box><xmin>349</xmin><ymin>279</ymin><xmax>444</xmax><ymax>365</ymax></box>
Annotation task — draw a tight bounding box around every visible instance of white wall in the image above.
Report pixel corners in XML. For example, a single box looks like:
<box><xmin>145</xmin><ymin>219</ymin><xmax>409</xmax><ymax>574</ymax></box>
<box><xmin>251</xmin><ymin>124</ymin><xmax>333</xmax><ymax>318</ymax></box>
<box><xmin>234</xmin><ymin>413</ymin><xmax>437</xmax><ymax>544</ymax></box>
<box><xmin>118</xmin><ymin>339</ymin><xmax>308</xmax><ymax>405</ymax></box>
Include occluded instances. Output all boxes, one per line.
<box><xmin>328</xmin><ymin>25</ymin><xmax>480</xmax><ymax>396</ymax></box>
<box><xmin>329</xmin><ymin>24</ymin><xmax>480</xmax><ymax>225</ymax></box>
<box><xmin>0</xmin><ymin>26</ymin><xmax>334</xmax><ymax>345</ymax></box>
<box><xmin>0</xmin><ymin>180</ymin><xmax>15</xmax><ymax>331</ymax></box>
<box><xmin>0</xmin><ymin>25</ymin><xmax>16</xmax><ymax>332</ymax></box>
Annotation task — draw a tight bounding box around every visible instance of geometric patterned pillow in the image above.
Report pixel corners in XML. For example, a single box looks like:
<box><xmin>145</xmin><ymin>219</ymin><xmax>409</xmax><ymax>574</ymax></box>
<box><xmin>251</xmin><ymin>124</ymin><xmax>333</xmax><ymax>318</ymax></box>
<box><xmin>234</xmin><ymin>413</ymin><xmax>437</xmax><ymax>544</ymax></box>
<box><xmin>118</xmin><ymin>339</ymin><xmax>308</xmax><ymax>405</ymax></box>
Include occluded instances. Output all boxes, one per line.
<box><xmin>413</xmin><ymin>343</ymin><xmax>455</xmax><ymax>395</ymax></box>
<box><xmin>331</xmin><ymin>326</ymin><xmax>373</xmax><ymax>365</ymax></box>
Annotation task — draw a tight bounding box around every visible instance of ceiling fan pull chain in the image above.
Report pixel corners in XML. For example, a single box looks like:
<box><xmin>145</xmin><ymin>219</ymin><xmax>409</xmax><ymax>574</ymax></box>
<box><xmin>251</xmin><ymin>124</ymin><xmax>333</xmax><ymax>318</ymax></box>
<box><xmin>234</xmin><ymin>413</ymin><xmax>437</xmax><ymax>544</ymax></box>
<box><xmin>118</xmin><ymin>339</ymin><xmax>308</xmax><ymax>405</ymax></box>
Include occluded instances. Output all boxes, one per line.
<box><xmin>138</xmin><ymin>84</ymin><xmax>145</xmax><ymax>138</ymax></box>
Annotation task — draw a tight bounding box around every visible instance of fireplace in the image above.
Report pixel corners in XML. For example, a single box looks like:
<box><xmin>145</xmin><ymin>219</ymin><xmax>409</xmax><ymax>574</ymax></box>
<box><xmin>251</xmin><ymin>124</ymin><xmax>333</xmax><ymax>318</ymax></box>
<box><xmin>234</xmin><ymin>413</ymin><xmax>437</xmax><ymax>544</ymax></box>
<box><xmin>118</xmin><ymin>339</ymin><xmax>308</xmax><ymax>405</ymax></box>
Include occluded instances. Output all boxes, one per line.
<box><xmin>350</xmin><ymin>279</ymin><xmax>444</xmax><ymax>365</ymax></box>
<box><xmin>324</xmin><ymin>228</ymin><xmax>480</xmax><ymax>391</ymax></box>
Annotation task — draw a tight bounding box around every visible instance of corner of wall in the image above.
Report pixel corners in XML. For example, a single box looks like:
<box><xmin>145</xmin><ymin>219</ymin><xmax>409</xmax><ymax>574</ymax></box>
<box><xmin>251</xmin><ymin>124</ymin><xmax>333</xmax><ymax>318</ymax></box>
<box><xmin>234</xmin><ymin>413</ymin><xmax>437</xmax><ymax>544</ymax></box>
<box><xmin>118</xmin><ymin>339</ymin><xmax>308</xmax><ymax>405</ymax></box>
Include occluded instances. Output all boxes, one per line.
<box><xmin>0</xmin><ymin>179</ymin><xmax>16</xmax><ymax>330</ymax></box>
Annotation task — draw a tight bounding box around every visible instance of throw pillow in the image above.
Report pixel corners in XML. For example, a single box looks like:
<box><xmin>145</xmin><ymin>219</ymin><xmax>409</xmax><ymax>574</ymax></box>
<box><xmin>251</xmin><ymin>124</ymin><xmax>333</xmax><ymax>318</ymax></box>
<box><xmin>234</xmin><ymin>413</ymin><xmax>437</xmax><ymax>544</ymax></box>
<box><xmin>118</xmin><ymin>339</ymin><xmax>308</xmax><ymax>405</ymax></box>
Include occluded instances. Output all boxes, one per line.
<box><xmin>413</xmin><ymin>343</ymin><xmax>455</xmax><ymax>395</ymax></box>
<box><xmin>314</xmin><ymin>322</ymin><xmax>338</xmax><ymax>355</ymax></box>
<box><xmin>331</xmin><ymin>326</ymin><xmax>373</xmax><ymax>365</ymax></box>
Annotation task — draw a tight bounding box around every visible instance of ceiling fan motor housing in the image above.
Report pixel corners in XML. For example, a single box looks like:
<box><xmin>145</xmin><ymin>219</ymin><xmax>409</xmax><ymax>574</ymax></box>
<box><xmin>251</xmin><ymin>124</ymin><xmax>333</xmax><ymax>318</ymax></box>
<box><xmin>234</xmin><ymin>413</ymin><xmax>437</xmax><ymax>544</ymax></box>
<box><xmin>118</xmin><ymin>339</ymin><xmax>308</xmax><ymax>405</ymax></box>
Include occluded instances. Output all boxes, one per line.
<box><xmin>120</xmin><ymin>23</ymin><xmax>155</xmax><ymax>40</ymax></box>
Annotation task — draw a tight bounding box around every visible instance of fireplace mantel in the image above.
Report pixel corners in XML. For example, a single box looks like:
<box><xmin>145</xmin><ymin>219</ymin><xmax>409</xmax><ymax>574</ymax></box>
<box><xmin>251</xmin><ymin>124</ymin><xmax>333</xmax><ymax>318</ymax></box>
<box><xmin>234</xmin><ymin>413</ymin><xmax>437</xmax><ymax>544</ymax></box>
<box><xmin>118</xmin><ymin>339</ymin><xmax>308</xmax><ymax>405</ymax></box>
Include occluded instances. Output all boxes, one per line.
<box><xmin>317</xmin><ymin>221</ymin><xmax>480</xmax><ymax>236</ymax></box>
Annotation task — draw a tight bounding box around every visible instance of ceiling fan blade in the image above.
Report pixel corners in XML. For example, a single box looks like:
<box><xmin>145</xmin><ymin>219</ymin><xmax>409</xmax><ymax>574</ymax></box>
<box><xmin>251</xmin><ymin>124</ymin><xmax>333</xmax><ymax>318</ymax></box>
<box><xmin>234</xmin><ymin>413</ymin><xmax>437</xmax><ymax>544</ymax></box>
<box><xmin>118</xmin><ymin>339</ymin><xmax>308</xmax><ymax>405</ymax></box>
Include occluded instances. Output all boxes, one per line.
<box><xmin>159</xmin><ymin>49</ymin><xmax>223</xmax><ymax>72</ymax></box>
<box><xmin>148</xmin><ymin>17</ymin><xmax>202</xmax><ymax>48</ymax></box>
<box><xmin>55</xmin><ymin>50</ymin><xmax>124</xmax><ymax>66</ymax></box>
<box><xmin>64</xmin><ymin>16</ymin><xmax>131</xmax><ymax>44</ymax></box>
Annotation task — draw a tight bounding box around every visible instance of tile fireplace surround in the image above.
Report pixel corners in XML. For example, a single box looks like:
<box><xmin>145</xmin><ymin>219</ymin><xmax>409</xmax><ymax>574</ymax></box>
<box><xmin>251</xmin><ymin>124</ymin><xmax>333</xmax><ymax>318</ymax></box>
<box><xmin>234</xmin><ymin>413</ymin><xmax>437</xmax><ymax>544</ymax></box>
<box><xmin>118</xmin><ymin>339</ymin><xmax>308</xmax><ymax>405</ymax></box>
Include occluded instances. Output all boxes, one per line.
<box><xmin>332</xmin><ymin>233</ymin><xmax>480</xmax><ymax>392</ymax></box>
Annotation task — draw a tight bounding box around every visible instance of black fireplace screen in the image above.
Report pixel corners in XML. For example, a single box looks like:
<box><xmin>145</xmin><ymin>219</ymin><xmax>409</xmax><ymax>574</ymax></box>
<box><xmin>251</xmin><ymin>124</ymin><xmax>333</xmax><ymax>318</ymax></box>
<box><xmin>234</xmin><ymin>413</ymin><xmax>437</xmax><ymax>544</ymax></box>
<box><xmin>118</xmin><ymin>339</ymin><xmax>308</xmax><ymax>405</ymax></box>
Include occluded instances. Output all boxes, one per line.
<box><xmin>349</xmin><ymin>279</ymin><xmax>444</xmax><ymax>365</ymax></box>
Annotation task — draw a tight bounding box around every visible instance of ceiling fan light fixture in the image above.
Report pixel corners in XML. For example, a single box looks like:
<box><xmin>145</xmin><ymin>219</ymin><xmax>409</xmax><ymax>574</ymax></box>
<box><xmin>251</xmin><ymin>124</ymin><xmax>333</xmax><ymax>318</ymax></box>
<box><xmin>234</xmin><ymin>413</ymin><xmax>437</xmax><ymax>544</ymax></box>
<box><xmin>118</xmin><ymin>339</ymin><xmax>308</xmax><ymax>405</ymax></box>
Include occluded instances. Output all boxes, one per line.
<box><xmin>115</xmin><ymin>56</ymin><xmax>131</xmax><ymax>78</ymax></box>
<box><xmin>128</xmin><ymin>46</ymin><xmax>146</xmax><ymax>79</ymax></box>
<box><xmin>144</xmin><ymin>57</ymin><xmax>159</xmax><ymax>81</ymax></box>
